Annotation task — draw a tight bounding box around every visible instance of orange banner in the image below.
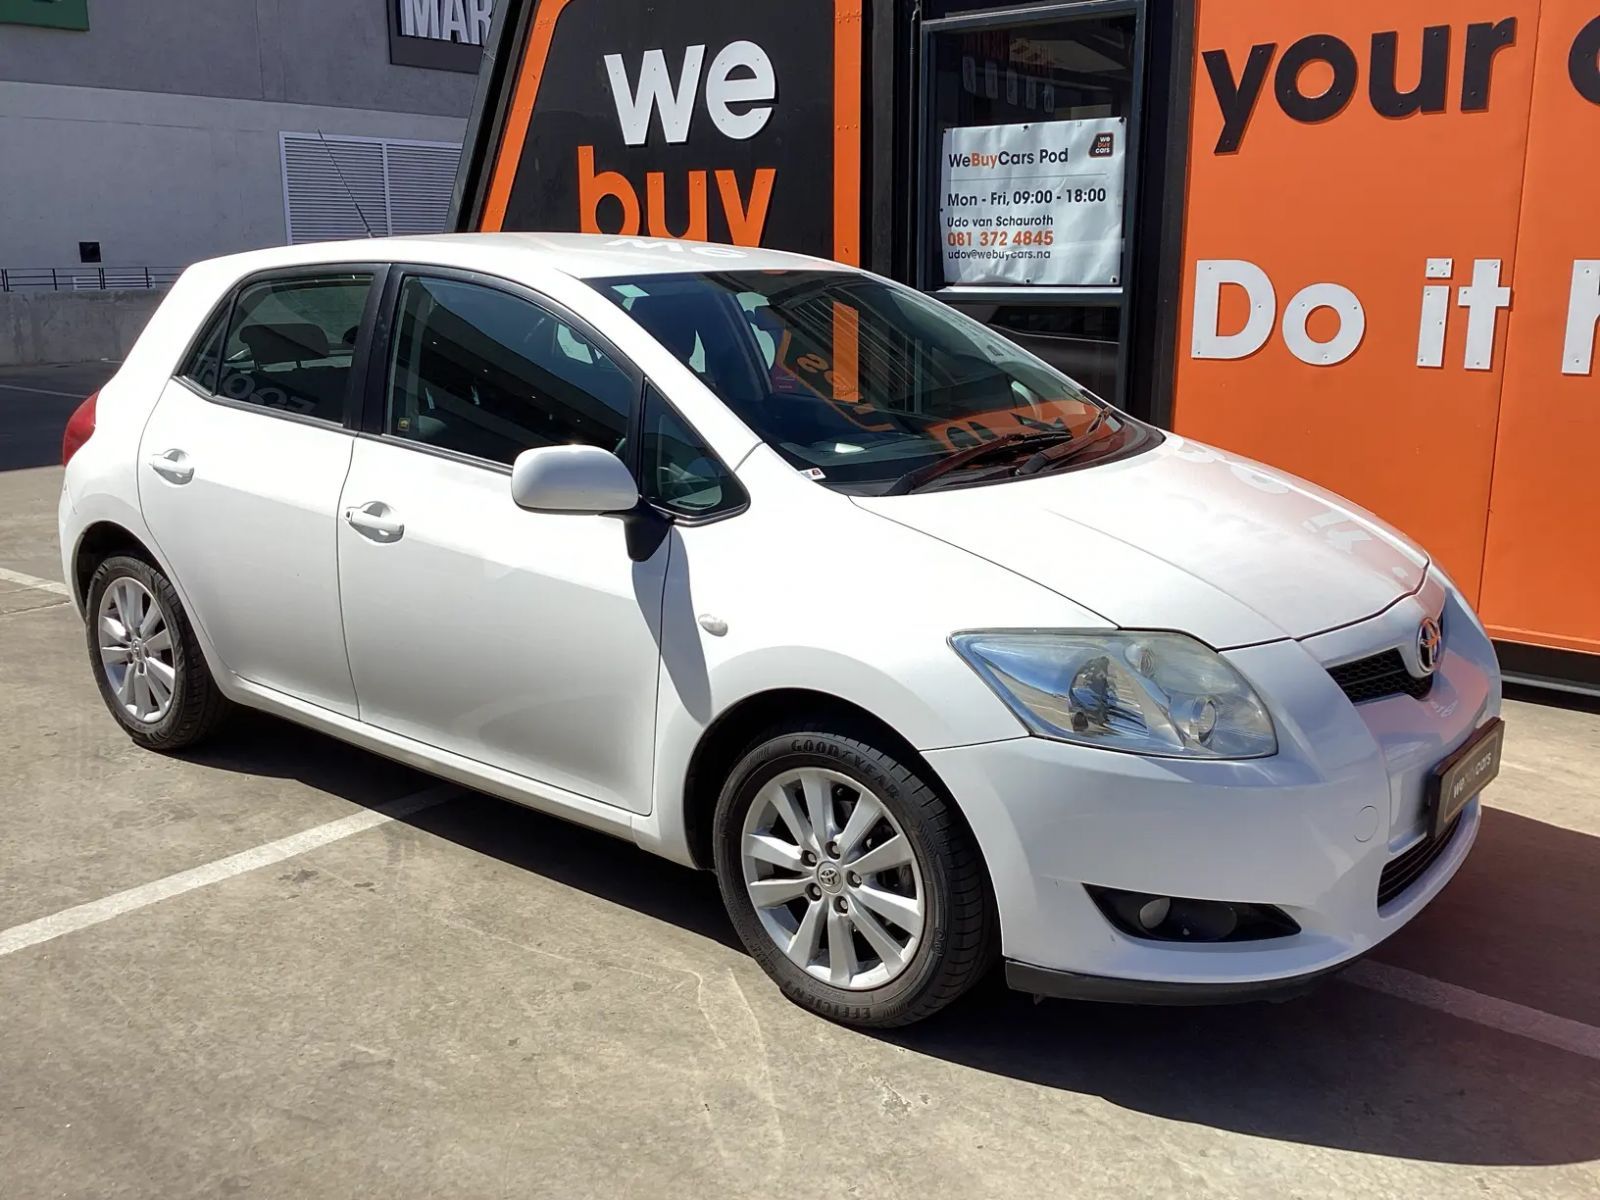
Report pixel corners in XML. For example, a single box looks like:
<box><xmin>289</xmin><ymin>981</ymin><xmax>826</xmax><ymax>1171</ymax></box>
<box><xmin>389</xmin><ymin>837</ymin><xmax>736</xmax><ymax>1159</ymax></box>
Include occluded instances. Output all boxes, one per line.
<box><xmin>1175</xmin><ymin>1</ymin><xmax>1597</xmax><ymax>657</ymax></box>
<box><xmin>1479</xmin><ymin>1</ymin><xmax>1600</xmax><ymax>653</ymax></box>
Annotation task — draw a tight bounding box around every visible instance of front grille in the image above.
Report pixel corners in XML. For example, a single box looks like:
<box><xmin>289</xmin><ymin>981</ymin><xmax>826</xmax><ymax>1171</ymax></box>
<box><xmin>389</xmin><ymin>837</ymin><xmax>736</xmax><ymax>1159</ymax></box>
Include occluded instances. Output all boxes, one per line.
<box><xmin>1377</xmin><ymin>815</ymin><xmax>1462</xmax><ymax>908</ymax></box>
<box><xmin>1328</xmin><ymin>649</ymin><xmax>1434</xmax><ymax>704</ymax></box>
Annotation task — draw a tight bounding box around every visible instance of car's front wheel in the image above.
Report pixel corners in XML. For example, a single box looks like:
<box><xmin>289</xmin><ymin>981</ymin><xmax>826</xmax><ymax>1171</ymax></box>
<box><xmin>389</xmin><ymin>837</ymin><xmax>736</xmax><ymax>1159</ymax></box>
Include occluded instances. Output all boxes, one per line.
<box><xmin>85</xmin><ymin>554</ymin><xmax>231</xmax><ymax>750</ymax></box>
<box><xmin>712</xmin><ymin>720</ymin><xmax>996</xmax><ymax>1027</ymax></box>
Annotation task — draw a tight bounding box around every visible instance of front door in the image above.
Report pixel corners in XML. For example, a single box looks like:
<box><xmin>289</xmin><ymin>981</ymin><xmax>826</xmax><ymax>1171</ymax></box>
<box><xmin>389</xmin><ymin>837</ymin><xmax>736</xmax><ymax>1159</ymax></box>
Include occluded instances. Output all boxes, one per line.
<box><xmin>138</xmin><ymin>270</ymin><xmax>376</xmax><ymax>716</ymax></box>
<box><xmin>336</xmin><ymin>272</ymin><xmax>666</xmax><ymax>813</ymax></box>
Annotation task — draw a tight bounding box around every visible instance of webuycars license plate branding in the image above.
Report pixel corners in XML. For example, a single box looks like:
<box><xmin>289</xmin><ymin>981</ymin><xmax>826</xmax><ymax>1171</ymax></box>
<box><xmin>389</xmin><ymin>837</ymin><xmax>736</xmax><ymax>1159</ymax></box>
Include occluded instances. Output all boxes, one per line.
<box><xmin>1428</xmin><ymin>718</ymin><xmax>1504</xmax><ymax>838</ymax></box>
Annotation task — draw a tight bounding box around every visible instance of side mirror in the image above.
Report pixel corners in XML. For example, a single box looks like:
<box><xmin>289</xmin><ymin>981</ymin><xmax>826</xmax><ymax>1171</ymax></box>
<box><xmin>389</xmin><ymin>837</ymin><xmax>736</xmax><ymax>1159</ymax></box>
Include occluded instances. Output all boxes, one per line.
<box><xmin>510</xmin><ymin>445</ymin><xmax>640</xmax><ymax>515</ymax></box>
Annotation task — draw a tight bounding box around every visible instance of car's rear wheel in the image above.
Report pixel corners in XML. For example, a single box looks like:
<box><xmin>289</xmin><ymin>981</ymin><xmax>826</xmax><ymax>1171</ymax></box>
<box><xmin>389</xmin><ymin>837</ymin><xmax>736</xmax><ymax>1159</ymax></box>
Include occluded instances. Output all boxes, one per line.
<box><xmin>85</xmin><ymin>555</ymin><xmax>230</xmax><ymax>750</ymax></box>
<box><xmin>712</xmin><ymin>720</ymin><xmax>996</xmax><ymax>1027</ymax></box>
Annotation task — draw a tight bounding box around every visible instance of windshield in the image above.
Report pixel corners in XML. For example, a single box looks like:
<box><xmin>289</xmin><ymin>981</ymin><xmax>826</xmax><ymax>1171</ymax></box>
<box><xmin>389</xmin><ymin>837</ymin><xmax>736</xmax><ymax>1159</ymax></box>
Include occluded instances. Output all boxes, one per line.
<box><xmin>592</xmin><ymin>269</ymin><xmax>1153</xmax><ymax>493</ymax></box>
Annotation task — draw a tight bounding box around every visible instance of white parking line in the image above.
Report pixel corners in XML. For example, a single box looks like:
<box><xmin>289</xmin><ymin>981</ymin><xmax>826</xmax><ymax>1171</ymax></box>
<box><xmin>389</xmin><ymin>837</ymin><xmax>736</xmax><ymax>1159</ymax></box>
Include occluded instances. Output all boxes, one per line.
<box><xmin>0</xmin><ymin>567</ymin><xmax>70</xmax><ymax>597</ymax></box>
<box><xmin>0</xmin><ymin>783</ymin><xmax>457</xmax><ymax>959</ymax></box>
<box><xmin>0</xmin><ymin>382</ymin><xmax>85</xmax><ymax>399</ymax></box>
<box><xmin>1344</xmin><ymin>959</ymin><xmax>1600</xmax><ymax>1061</ymax></box>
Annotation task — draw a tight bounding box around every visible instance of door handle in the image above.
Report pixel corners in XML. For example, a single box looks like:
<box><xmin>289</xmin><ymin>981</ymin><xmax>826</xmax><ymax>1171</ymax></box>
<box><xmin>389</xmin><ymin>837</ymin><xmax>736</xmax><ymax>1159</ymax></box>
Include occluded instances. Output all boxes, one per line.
<box><xmin>344</xmin><ymin>501</ymin><xmax>404</xmax><ymax>541</ymax></box>
<box><xmin>147</xmin><ymin>449</ymin><xmax>194</xmax><ymax>485</ymax></box>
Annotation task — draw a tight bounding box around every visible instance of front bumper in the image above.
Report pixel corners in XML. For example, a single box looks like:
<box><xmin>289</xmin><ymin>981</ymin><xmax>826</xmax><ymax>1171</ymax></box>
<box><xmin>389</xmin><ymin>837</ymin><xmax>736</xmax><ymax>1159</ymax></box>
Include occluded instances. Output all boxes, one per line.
<box><xmin>57</xmin><ymin>475</ymin><xmax>80</xmax><ymax>615</ymax></box>
<box><xmin>1004</xmin><ymin>957</ymin><xmax>1352</xmax><ymax>1005</ymax></box>
<box><xmin>925</xmin><ymin>572</ymin><xmax>1500</xmax><ymax>999</ymax></box>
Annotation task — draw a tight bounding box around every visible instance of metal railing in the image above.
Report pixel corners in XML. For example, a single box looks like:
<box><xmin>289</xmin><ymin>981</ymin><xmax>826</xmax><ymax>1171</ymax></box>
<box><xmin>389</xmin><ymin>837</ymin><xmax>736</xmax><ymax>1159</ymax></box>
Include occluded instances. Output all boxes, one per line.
<box><xmin>0</xmin><ymin>267</ymin><xmax>182</xmax><ymax>293</ymax></box>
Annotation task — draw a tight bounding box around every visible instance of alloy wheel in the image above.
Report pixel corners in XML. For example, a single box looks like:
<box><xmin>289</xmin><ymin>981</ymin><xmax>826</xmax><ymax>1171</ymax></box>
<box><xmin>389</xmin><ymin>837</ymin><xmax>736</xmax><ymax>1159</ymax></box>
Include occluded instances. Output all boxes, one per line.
<box><xmin>97</xmin><ymin>576</ymin><xmax>176</xmax><ymax>724</ymax></box>
<box><xmin>740</xmin><ymin>767</ymin><xmax>926</xmax><ymax>989</ymax></box>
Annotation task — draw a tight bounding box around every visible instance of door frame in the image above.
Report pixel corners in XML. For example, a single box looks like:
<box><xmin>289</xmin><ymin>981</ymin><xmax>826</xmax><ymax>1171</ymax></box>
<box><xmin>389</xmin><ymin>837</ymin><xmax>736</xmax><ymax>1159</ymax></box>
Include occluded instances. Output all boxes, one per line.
<box><xmin>354</xmin><ymin>262</ymin><xmax>648</xmax><ymax>480</ymax></box>
<box><xmin>172</xmin><ymin>262</ymin><xmax>392</xmax><ymax>434</ymax></box>
<box><xmin>914</xmin><ymin>0</ymin><xmax>1146</xmax><ymax>409</ymax></box>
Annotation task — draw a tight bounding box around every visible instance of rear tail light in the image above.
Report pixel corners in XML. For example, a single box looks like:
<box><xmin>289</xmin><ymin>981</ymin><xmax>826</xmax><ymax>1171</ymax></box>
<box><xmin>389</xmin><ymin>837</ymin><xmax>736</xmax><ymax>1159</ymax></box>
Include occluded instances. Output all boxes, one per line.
<box><xmin>62</xmin><ymin>391</ymin><xmax>98</xmax><ymax>466</ymax></box>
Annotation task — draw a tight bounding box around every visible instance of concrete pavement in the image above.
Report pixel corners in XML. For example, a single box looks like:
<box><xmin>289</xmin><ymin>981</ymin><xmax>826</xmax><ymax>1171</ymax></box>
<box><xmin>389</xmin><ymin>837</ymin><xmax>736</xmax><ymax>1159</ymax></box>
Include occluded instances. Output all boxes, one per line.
<box><xmin>2</xmin><ymin>390</ymin><xmax>1598</xmax><ymax>1197</ymax></box>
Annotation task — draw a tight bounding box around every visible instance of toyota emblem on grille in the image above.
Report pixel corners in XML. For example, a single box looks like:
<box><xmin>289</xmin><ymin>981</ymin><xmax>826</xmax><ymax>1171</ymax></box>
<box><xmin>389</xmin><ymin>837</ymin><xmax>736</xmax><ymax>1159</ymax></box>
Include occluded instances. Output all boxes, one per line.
<box><xmin>1416</xmin><ymin>616</ymin><xmax>1443</xmax><ymax>676</ymax></box>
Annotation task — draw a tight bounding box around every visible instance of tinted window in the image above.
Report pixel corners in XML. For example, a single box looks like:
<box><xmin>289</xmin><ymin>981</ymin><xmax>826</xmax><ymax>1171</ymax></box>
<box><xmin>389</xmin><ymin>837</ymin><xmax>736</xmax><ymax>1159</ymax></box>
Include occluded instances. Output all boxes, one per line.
<box><xmin>178</xmin><ymin>305</ymin><xmax>228</xmax><ymax>393</ymax></box>
<box><xmin>216</xmin><ymin>274</ymin><xmax>372</xmax><ymax>422</ymax></box>
<box><xmin>642</xmin><ymin>386</ymin><xmax>745</xmax><ymax>517</ymax></box>
<box><xmin>597</xmin><ymin>269</ymin><xmax>1140</xmax><ymax>493</ymax></box>
<box><xmin>386</xmin><ymin>276</ymin><xmax>635</xmax><ymax>466</ymax></box>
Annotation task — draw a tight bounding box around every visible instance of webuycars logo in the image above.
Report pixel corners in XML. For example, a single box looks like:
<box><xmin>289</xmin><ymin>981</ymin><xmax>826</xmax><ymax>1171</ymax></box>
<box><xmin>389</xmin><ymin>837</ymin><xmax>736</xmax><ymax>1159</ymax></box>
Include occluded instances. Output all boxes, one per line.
<box><xmin>946</xmin><ymin>148</ymin><xmax>1070</xmax><ymax>169</ymax></box>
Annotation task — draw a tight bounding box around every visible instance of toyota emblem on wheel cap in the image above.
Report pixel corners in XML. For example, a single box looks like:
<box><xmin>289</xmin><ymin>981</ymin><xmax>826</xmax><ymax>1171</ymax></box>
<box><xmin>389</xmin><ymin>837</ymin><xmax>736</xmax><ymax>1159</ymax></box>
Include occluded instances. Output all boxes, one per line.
<box><xmin>1416</xmin><ymin>616</ymin><xmax>1443</xmax><ymax>675</ymax></box>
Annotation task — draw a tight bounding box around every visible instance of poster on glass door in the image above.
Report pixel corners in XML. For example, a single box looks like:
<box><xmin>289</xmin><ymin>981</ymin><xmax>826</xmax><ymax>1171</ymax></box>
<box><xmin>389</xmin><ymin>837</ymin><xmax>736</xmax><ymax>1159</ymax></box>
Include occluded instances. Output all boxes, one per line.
<box><xmin>939</xmin><ymin>117</ymin><xmax>1125</xmax><ymax>288</ymax></box>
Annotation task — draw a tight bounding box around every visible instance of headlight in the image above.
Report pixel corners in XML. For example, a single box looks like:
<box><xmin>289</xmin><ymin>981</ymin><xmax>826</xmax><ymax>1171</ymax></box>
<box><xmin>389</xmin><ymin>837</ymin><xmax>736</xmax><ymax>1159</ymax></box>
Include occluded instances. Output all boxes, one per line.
<box><xmin>951</xmin><ymin>631</ymin><xmax>1277</xmax><ymax>759</ymax></box>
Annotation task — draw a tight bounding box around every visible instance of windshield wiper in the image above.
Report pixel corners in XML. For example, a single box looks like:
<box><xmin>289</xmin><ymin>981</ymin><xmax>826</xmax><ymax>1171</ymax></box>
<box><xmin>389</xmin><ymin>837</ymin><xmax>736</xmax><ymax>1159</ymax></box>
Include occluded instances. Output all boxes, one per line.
<box><xmin>1012</xmin><ymin>411</ymin><xmax>1117</xmax><ymax>476</ymax></box>
<box><xmin>883</xmin><ymin>430</ymin><xmax>1074</xmax><ymax>495</ymax></box>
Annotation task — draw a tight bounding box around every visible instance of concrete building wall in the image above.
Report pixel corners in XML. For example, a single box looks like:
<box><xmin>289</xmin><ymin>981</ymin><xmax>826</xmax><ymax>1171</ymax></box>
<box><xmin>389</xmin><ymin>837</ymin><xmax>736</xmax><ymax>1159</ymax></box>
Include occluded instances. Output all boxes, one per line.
<box><xmin>0</xmin><ymin>1</ymin><xmax>478</xmax><ymax>270</ymax></box>
<box><xmin>0</xmin><ymin>0</ymin><xmax>476</xmax><ymax>117</ymax></box>
<box><xmin>0</xmin><ymin>289</ymin><xmax>165</xmax><ymax>368</ymax></box>
<box><xmin>0</xmin><ymin>82</ymin><xmax>467</xmax><ymax>267</ymax></box>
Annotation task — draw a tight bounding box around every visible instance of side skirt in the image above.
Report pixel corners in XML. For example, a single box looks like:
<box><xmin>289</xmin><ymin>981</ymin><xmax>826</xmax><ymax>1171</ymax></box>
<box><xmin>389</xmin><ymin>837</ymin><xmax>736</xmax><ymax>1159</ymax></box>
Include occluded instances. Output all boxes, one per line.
<box><xmin>227</xmin><ymin>677</ymin><xmax>641</xmax><ymax>845</ymax></box>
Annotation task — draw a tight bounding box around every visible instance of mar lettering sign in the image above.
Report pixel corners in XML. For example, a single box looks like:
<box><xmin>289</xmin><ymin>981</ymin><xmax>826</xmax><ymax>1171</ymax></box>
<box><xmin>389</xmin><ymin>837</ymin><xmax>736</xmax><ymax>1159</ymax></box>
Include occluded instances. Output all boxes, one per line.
<box><xmin>389</xmin><ymin>0</ymin><xmax>494</xmax><ymax>72</ymax></box>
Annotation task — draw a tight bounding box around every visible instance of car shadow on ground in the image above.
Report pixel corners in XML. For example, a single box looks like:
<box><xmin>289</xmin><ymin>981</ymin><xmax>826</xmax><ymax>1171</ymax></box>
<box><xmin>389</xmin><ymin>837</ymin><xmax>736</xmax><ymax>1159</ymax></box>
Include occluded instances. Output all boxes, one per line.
<box><xmin>886</xmin><ymin>800</ymin><xmax>1600</xmax><ymax>1168</ymax></box>
<box><xmin>176</xmin><ymin>710</ymin><xmax>744</xmax><ymax>953</ymax></box>
<box><xmin>179</xmin><ymin>710</ymin><xmax>1600</xmax><ymax>1169</ymax></box>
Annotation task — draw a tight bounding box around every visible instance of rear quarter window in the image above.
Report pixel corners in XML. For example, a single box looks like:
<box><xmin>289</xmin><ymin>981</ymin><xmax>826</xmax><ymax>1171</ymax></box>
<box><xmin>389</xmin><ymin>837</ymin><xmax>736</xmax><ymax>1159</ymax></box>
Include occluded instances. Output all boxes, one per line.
<box><xmin>214</xmin><ymin>274</ymin><xmax>372</xmax><ymax>423</ymax></box>
<box><xmin>177</xmin><ymin>305</ymin><xmax>228</xmax><ymax>394</ymax></box>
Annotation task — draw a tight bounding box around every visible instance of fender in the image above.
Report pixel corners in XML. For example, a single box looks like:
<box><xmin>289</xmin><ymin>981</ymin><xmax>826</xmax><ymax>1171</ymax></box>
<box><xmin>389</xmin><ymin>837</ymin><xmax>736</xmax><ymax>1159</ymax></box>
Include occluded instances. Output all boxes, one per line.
<box><xmin>64</xmin><ymin>491</ymin><xmax>242</xmax><ymax>704</ymax></box>
<box><xmin>632</xmin><ymin>476</ymin><xmax>1105</xmax><ymax>865</ymax></box>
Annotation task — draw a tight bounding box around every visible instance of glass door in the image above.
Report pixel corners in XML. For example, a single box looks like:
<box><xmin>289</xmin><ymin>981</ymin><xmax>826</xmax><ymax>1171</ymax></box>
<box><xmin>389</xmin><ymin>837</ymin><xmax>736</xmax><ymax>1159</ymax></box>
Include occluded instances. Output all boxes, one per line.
<box><xmin>918</xmin><ymin>1</ymin><xmax>1143</xmax><ymax>404</ymax></box>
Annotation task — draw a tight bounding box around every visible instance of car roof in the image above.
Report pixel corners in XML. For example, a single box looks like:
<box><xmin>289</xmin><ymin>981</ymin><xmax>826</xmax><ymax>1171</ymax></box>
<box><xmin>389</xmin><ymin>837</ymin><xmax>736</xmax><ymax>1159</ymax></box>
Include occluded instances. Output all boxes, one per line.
<box><xmin>191</xmin><ymin>232</ymin><xmax>858</xmax><ymax>284</ymax></box>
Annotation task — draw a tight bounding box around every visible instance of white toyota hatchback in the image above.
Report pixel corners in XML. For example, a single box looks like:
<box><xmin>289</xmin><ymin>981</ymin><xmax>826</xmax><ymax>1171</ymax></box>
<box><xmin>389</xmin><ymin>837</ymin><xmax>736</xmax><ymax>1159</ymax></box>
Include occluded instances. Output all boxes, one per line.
<box><xmin>59</xmin><ymin>233</ymin><xmax>1504</xmax><ymax>1026</ymax></box>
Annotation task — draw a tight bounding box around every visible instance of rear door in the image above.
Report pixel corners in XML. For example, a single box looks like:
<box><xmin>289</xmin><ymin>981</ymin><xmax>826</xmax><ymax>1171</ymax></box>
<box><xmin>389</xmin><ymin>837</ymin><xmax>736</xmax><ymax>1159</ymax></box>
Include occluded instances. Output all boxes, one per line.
<box><xmin>138</xmin><ymin>268</ymin><xmax>379</xmax><ymax>716</ymax></box>
<box><xmin>335</xmin><ymin>270</ymin><xmax>667</xmax><ymax>812</ymax></box>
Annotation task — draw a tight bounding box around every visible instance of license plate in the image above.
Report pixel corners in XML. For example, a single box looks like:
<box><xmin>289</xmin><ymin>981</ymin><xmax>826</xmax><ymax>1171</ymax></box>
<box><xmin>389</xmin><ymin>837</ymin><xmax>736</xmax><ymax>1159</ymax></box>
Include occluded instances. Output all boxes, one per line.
<box><xmin>1427</xmin><ymin>718</ymin><xmax>1504</xmax><ymax>839</ymax></box>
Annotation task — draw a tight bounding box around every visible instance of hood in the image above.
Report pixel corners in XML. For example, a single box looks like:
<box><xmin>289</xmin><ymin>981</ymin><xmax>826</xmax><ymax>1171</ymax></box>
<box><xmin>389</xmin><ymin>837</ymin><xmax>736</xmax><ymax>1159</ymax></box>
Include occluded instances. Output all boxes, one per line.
<box><xmin>853</xmin><ymin>435</ymin><xmax>1428</xmax><ymax>648</ymax></box>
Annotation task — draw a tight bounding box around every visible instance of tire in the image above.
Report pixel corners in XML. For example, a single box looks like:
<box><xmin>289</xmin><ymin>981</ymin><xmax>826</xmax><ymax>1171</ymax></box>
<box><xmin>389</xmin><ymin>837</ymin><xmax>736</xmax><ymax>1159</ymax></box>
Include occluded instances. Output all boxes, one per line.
<box><xmin>712</xmin><ymin>719</ymin><xmax>996</xmax><ymax>1027</ymax></box>
<box><xmin>85</xmin><ymin>554</ymin><xmax>231</xmax><ymax>751</ymax></box>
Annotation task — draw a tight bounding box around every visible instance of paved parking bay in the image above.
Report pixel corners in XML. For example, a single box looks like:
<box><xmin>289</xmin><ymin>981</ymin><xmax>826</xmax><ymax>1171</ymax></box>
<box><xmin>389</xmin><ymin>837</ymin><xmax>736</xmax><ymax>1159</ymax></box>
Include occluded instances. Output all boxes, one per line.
<box><xmin>3</xmin><ymin>371</ymin><xmax>1599</xmax><ymax>1198</ymax></box>
<box><xmin>0</xmin><ymin>361</ymin><xmax>111</xmax><ymax>476</ymax></box>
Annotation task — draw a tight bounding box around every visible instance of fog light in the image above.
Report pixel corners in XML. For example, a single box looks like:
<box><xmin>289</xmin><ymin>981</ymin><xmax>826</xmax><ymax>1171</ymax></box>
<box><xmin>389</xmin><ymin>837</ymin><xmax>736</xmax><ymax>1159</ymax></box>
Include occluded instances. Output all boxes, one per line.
<box><xmin>1087</xmin><ymin>886</ymin><xmax>1300</xmax><ymax>943</ymax></box>
<box><xmin>1136</xmin><ymin>896</ymin><xmax>1171</xmax><ymax>930</ymax></box>
<box><xmin>1169</xmin><ymin>896</ymin><xmax>1238</xmax><ymax>940</ymax></box>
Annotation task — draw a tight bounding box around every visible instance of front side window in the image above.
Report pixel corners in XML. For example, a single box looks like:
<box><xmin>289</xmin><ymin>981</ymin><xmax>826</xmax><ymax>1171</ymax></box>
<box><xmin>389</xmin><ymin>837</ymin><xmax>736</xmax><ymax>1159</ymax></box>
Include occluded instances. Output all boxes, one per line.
<box><xmin>641</xmin><ymin>385</ymin><xmax>745</xmax><ymax>518</ymax></box>
<box><xmin>597</xmin><ymin>270</ymin><xmax>1154</xmax><ymax>494</ymax></box>
<box><xmin>385</xmin><ymin>276</ymin><xmax>634</xmax><ymax>466</ymax></box>
<box><xmin>215</xmin><ymin>273</ymin><xmax>372</xmax><ymax>421</ymax></box>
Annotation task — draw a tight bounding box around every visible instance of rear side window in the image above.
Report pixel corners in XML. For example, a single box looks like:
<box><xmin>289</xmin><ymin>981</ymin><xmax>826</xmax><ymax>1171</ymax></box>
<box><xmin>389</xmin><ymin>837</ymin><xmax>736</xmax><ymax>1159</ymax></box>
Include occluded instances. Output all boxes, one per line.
<box><xmin>384</xmin><ymin>275</ymin><xmax>635</xmax><ymax>466</ymax></box>
<box><xmin>213</xmin><ymin>273</ymin><xmax>373</xmax><ymax>422</ymax></box>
